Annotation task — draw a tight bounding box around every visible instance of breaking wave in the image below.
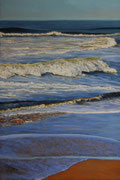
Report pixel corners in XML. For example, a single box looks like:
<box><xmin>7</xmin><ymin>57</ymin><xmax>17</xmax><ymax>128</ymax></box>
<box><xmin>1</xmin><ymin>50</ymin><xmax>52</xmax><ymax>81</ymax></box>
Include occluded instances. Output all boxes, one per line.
<box><xmin>76</xmin><ymin>91</ymin><xmax>120</xmax><ymax>104</ymax></box>
<box><xmin>0</xmin><ymin>37</ymin><xmax>117</xmax><ymax>58</ymax></box>
<box><xmin>0</xmin><ymin>57</ymin><xmax>117</xmax><ymax>79</ymax></box>
<box><xmin>0</xmin><ymin>28</ymin><xmax>120</xmax><ymax>37</ymax></box>
<box><xmin>0</xmin><ymin>91</ymin><xmax>120</xmax><ymax>111</ymax></box>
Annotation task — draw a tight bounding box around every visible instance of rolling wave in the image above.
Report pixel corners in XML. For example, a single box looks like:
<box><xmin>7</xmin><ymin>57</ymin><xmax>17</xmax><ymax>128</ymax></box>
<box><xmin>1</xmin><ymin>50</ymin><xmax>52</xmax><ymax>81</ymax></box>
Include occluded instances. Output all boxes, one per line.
<box><xmin>0</xmin><ymin>27</ymin><xmax>120</xmax><ymax>37</ymax></box>
<box><xmin>0</xmin><ymin>57</ymin><xmax>117</xmax><ymax>79</ymax></box>
<box><xmin>0</xmin><ymin>91</ymin><xmax>120</xmax><ymax>112</ymax></box>
<box><xmin>76</xmin><ymin>91</ymin><xmax>120</xmax><ymax>104</ymax></box>
<box><xmin>0</xmin><ymin>31</ymin><xmax>120</xmax><ymax>37</ymax></box>
<box><xmin>0</xmin><ymin>99</ymin><xmax>64</xmax><ymax>110</ymax></box>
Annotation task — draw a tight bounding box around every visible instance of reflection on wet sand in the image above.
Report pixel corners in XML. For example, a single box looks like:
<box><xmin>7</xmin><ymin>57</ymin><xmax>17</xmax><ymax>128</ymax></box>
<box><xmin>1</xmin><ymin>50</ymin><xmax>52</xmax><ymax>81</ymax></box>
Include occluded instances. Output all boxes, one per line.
<box><xmin>0</xmin><ymin>133</ymin><xmax>120</xmax><ymax>179</ymax></box>
<box><xmin>0</xmin><ymin>112</ymin><xmax>66</xmax><ymax>126</ymax></box>
<box><xmin>45</xmin><ymin>159</ymin><xmax>120</xmax><ymax>180</ymax></box>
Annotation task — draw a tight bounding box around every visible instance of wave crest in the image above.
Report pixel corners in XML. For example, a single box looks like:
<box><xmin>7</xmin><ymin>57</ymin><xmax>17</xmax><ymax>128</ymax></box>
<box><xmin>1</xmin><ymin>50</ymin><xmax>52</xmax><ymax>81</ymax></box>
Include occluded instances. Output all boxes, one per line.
<box><xmin>0</xmin><ymin>91</ymin><xmax>120</xmax><ymax>113</ymax></box>
<box><xmin>0</xmin><ymin>29</ymin><xmax>120</xmax><ymax>37</ymax></box>
<box><xmin>0</xmin><ymin>57</ymin><xmax>117</xmax><ymax>79</ymax></box>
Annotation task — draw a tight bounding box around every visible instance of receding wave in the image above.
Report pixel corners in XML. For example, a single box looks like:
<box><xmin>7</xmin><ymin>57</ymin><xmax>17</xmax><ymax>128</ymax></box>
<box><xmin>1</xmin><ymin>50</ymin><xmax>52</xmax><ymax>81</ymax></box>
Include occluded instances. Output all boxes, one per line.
<box><xmin>0</xmin><ymin>57</ymin><xmax>117</xmax><ymax>79</ymax></box>
<box><xmin>0</xmin><ymin>133</ymin><xmax>120</xmax><ymax>180</ymax></box>
<box><xmin>0</xmin><ymin>134</ymin><xmax>120</xmax><ymax>157</ymax></box>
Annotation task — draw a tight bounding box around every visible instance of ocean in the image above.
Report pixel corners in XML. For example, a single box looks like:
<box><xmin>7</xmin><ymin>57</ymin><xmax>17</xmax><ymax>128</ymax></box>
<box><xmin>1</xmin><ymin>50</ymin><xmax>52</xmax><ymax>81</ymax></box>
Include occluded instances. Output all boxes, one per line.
<box><xmin>0</xmin><ymin>20</ymin><xmax>120</xmax><ymax>180</ymax></box>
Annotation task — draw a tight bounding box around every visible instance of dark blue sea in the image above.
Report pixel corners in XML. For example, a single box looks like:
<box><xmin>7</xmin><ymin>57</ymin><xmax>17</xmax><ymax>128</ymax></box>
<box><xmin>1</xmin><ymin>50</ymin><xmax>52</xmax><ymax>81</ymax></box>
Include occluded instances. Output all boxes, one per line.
<box><xmin>0</xmin><ymin>20</ymin><xmax>120</xmax><ymax>180</ymax></box>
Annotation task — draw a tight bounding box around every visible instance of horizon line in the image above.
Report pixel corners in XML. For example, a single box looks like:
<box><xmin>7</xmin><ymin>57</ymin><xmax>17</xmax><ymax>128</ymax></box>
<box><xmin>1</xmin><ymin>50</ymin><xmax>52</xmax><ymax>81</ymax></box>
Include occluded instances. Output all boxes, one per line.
<box><xmin>0</xmin><ymin>19</ymin><xmax>120</xmax><ymax>21</ymax></box>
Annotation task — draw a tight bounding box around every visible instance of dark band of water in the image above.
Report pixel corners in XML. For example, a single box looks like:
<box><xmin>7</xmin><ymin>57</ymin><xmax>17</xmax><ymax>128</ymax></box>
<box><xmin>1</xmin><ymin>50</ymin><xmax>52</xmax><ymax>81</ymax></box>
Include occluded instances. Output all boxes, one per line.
<box><xmin>0</xmin><ymin>91</ymin><xmax>120</xmax><ymax>110</ymax></box>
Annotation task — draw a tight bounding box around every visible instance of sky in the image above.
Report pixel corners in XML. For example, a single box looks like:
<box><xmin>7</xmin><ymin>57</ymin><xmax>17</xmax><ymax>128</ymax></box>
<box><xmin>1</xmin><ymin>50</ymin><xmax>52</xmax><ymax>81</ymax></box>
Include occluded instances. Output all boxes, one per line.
<box><xmin>0</xmin><ymin>0</ymin><xmax>120</xmax><ymax>20</ymax></box>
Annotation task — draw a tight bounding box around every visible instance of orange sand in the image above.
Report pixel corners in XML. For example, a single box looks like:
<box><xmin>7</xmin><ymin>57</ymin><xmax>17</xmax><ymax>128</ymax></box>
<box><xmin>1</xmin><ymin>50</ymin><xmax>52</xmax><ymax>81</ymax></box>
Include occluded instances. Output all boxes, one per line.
<box><xmin>45</xmin><ymin>159</ymin><xmax>120</xmax><ymax>180</ymax></box>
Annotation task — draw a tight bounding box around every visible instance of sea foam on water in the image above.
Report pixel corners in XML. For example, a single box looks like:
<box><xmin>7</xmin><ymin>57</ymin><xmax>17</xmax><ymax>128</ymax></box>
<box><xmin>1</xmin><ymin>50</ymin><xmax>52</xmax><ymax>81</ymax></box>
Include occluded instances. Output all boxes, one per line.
<box><xmin>0</xmin><ymin>57</ymin><xmax>117</xmax><ymax>79</ymax></box>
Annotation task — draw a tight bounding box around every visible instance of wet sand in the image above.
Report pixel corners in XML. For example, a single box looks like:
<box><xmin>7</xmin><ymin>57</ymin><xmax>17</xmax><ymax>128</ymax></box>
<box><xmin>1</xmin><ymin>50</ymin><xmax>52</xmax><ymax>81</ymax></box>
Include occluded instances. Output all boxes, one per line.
<box><xmin>45</xmin><ymin>159</ymin><xmax>120</xmax><ymax>180</ymax></box>
<box><xmin>0</xmin><ymin>112</ymin><xmax>66</xmax><ymax>126</ymax></box>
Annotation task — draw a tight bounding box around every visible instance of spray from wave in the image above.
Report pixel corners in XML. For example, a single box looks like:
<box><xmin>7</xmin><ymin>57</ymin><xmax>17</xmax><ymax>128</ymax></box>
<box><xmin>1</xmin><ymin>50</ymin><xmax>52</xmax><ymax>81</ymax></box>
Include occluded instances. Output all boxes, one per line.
<box><xmin>0</xmin><ymin>57</ymin><xmax>117</xmax><ymax>79</ymax></box>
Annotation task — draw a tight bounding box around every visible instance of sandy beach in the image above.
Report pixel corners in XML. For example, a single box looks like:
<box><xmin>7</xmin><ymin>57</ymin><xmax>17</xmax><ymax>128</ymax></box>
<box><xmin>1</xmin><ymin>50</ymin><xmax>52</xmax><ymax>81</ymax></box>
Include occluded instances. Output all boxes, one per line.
<box><xmin>45</xmin><ymin>159</ymin><xmax>120</xmax><ymax>180</ymax></box>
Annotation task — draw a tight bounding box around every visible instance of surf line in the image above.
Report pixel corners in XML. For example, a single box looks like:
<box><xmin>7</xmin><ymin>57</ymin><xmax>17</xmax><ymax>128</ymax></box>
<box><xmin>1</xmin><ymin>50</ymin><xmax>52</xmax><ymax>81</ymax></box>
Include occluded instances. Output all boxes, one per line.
<box><xmin>0</xmin><ymin>91</ymin><xmax>120</xmax><ymax>113</ymax></box>
<box><xmin>0</xmin><ymin>155</ymin><xmax>120</xmax><ymax>161</ymax></box>
<box><xmin>0</xmin><ymin>29</ymin><xmax>120</xmax><ymax>37</ymax></box>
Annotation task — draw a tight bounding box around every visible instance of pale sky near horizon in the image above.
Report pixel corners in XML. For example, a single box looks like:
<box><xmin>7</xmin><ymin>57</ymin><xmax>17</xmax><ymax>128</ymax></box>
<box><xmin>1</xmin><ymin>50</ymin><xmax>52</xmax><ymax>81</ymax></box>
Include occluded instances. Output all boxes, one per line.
<box><xmin>0</xmin><ymin>0</ymin><xmax>120</xmax><ymax>20</ymax></box>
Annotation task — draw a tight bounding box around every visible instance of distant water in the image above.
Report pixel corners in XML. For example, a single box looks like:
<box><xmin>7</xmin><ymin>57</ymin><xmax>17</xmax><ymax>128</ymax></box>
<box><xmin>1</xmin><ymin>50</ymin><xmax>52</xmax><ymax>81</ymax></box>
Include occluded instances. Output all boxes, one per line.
<box><xmin>0</xmin><ymin>20</ymin><xmax>120</xmax><ymax>34</ymax></box>
<box><xmin>0</xmin><ymin>20</ymin><xmax>120</xmax><ymax>180</ymax></box>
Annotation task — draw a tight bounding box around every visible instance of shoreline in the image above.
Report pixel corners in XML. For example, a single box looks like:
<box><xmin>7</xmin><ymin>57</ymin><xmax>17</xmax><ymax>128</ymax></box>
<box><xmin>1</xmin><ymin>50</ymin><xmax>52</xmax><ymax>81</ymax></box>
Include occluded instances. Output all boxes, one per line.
<box><xmin>45</xmin><ymin>159</ymin><xmax>120</xmax><ymax>180</ymax></box>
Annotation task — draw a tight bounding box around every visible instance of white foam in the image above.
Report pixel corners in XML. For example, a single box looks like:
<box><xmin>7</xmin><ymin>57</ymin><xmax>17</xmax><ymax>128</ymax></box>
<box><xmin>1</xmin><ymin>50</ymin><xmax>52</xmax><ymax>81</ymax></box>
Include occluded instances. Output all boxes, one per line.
<box><xmin>0</xmin><ymin>36</ymin><xmax>117</xmax><ymax>60</ymax></box>
<box><xmin>1</xmin><ymin>97</ymin><xmax>120</xmax><ymax>117</ymax></box>
<box><xmin>0</xmin><ymin>31</ymin><xmax>120</xmax><ymax>37</ymax></box>
<box><xmin>0</xmin><ymin>81</ymin><xmax>120</xmax><ymax>100</ymax></box>
<box><xmin>0</xmin><ymin>81</ymin><xmax>118</xmax><ymax>91</ymax></box>
<box><xmin>0</xmin><ymin>57</ymin><xmax>117</xmax><ymax>79</ymax></box>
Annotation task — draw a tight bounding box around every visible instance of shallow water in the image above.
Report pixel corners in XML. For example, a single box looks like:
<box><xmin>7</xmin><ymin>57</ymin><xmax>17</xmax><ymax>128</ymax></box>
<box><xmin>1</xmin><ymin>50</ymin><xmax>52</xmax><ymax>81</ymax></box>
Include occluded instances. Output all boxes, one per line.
<box><xmin>0</xmin><ymin>20</ymin><xmax>120</xmax><ymax>180</ymax></box>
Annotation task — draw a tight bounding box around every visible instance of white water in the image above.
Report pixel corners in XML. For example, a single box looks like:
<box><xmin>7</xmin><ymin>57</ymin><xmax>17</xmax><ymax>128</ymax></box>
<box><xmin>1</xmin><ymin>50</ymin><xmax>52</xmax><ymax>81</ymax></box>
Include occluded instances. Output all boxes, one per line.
<box><xmin>0</xmin><ymin>37</ymin><xmax>117</xmax><ymax>61</ymax></box>
<box><xmin>0</xmin><ymin>31</ymin><xmax>120</xmax><ymax>180</ymax></box>
<box><xmin>0</xmin><ymin>31</ymin><xmax>120</xmax><ymax>37</ymax></box>
<box><xmin>0</xmin><ymin>57</ymin><xmax>117</xmax><ymax>79</ymax></box>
